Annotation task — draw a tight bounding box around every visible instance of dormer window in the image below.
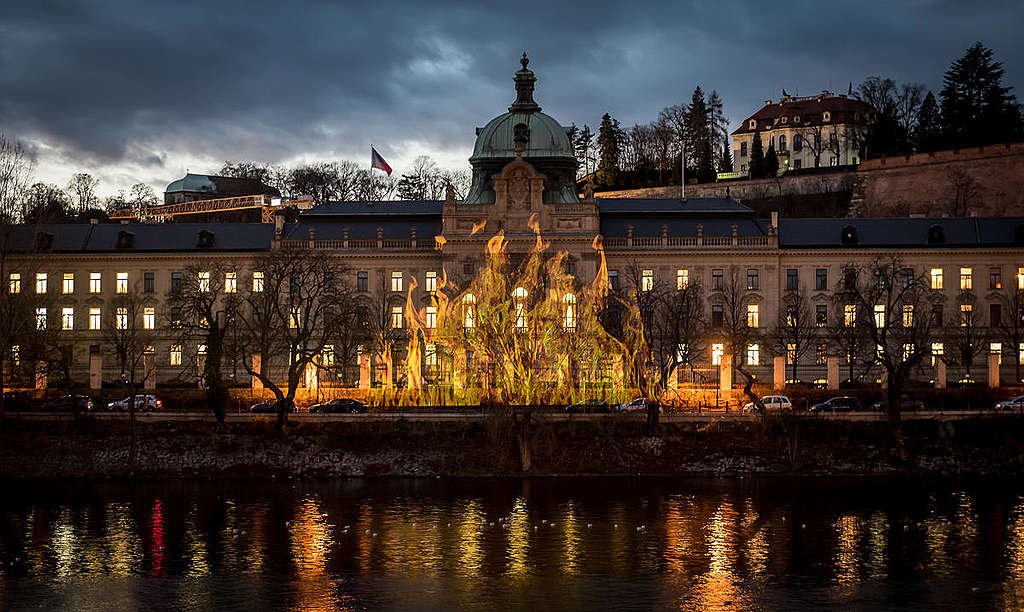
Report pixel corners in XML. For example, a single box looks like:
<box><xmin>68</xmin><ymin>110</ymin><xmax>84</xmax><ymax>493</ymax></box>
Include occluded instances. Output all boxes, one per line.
<box><xmin>823</xmin><ymin>111</ymin><xmax>832</xmax><ymax>122</ymax></box>
<box><xmin>197</xmin><ymin>230</ymin><xmax>215</xmax><ymax>248</ymax></box>
<box><xmin>748</xmin><ymin>119</ymin><xmax>756</xmax><ymax>130</ymax></box>
<box><xmin>927</xmin><ymin>225</ymin><xmax>945</xmax><ymax>245</ymax></box>
<box><xmin>794</xmin><ymin>115</ymin><xmax>801</xmax><ymax>123</ymax></box>
<box><xmin>116</xmin><ymin>231</ymin><xmax>135</xmax><ymax>249</ymax></box>
<box><xmin>781</xmin><ymin>116</ymin><xmax>787</xmax><ymax>124</ymax></box>
<box><xmin>35</xmin><ymin>232</ymin><xmax>54</xmax><ymax>251</ymax></box>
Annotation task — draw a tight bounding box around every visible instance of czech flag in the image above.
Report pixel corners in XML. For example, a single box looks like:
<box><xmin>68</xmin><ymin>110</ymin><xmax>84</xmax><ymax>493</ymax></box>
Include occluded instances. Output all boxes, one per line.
<box><xmin>371</xmin><ymin>147</ymin><xmax>393</xmax><ymax>175</ymax></box>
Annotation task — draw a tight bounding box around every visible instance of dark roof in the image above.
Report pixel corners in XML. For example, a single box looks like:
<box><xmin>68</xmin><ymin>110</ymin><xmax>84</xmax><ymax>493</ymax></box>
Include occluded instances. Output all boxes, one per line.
<box><xmin>601</xmin><ymin>217</ymin><xmax>766</xmax><ymax>238</ymax></box>
<box><xmin>282</xmin><ymin>220</ymin><xmax>441</xmax><ymax>240</ymax></box>
<box><xmin>6</xmin><ymin>223</ymin><xmax>274</xmax><ymax>253</ymax></box>
<box><xmin>597</xmin><ymin>198</ymin><xmax>754</xmax><ymax>215</ymax></box>
<box><xmin>303</xmin><ymin>200</ymin><xmax>443</xmax><ymax>217</ymax></box>
<box><xmin>732</xmin><ymin>95</ymin><xmax>875</xmax><ymax>135</ymax></box>
<box><xmin>779</xmin><ymin>218</ymin><xmax>1024</xmax><ymax>248</ymax></box>
<box><xmin>165</xmin><ymin>173</ymin><xmax>280</xmax><ymax>197</ymax></box>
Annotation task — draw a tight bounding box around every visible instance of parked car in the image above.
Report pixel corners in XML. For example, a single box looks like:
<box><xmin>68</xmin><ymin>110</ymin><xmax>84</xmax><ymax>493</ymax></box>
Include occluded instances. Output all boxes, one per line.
<box><xmin>566</xmin><ymin>399</ymin><xmax>612</xmax><ymax>414</ymax></box>
<box><xmin>250</xmin><ymin>399</ymin><xmax>294</xmax><ymax>414</ymax></box>
<box><xmin>617</xmin><ymin>397</ymin><xmax>660</xmax><ymax>413</ymax></box>
<box><xmin>42</xmin><ymin>395</ymin><xmax>94</xmax><ymax>412</ymax></box>
<box><xmin>2</xmin><ymin>391</ymin><xmax>34</xmax><ymax>412</ymax></box>
<box><xmin>742</xmin><ymin>395</ymin><xmax>793</xmax><ymax>414</ymax></box>
<box><xmin>870</xmin><ymin>395</ymin><xmax>925</xmax><ymax>412</ymax></box>
<box><xmin>107</xmin><ymin>394</ymin><xmax>162</xmax><ymax>411</ymax></box>
<box><xmin>995</xmin><ymin>396</ymin><xmax>1024</xmax><ymax>410</ymax></box>
<box><xmin>310</xmin><ymin>398</ymin><xmax>367</xmax><ymax>413</ymax></box>
<box><xmin>809</xmin><ymin>396</ymin><xmax>860</xmax><ymax>413</ymax></box>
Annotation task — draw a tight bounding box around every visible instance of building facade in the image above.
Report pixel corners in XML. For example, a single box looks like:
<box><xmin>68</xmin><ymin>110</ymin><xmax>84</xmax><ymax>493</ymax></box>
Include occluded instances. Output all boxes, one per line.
<box><xmin>3</xmin><ymin>60</ymin><xmax>1023</xmax><ymax>396</ymax></box>
<box><xmin>732</xmin><ymin>91</ymin><xmax>875</xmax><ymax>174</ymax></box>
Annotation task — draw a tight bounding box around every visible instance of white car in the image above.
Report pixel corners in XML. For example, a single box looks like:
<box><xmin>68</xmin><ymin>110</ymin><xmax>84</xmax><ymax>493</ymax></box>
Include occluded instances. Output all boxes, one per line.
<box><xmin>743</xmin><ymin>395</ymin><xmax>793</xmax><ymax>414</ymax></box>
<box><xmin>107</xmin><ymin>394</ymin><xmax>162</xmax><ymax>411</ymax></box>
<box><xmin>995</xmin><ymin>396</ymin><xmax>1024</xmax><ymax>410</ymax></box>
<box><xmin>618</xmin><ymin>397</ymin><xmax>656</xmax><ymax>413</ymax></box>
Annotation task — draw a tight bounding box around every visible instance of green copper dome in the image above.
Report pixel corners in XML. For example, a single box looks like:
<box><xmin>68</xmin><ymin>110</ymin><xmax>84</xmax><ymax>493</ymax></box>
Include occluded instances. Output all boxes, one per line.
<box><xmin>465</xmin><ymin>54</ymin><xmax>579</xmax><ymax>204</ymax></box>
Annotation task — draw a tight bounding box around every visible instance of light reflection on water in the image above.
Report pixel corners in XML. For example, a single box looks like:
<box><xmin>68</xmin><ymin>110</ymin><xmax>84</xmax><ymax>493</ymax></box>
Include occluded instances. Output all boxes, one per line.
<box><xmin>1</xmin><ymin>478</ymin><xmax>1024</xmax><ymax>610</ymax></box>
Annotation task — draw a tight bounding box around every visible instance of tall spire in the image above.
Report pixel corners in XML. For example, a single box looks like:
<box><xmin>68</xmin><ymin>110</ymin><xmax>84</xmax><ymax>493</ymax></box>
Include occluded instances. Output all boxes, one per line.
<box><xmin>509</xmin><ymin>52</ymin><xmax>541</xmax><ymax>113</ymax></box>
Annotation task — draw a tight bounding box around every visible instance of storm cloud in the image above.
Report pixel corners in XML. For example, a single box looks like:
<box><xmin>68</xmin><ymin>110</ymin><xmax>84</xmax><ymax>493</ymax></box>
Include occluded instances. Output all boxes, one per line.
<box><xmin>1</xmin><ymin>0</ymin><xmax>1022</xmax><ymax>196</ymax></box>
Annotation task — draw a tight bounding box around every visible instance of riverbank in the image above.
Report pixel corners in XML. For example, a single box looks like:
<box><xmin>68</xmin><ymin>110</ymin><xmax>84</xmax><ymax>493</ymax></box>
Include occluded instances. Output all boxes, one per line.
<box><xmin>2</xmin><ymin>416</ymin><xmax>1023</xmax><ymax>478</ymax></box>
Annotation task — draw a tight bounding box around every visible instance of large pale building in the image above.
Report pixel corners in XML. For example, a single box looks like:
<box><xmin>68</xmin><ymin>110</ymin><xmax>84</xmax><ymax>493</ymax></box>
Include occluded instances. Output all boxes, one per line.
<box><xmin>3</xmin><ymin>59</ymin><xmax>1022</xmax><ymax>395</ymax></box>
<box><xmin>732</xmin><ymin>91</ymin><xmax>875</xmax><ymax>174</ymax></box>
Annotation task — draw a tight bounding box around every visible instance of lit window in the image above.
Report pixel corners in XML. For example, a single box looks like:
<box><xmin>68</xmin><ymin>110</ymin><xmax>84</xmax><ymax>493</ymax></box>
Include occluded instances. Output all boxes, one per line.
<box><xmin>676</xmin><ymin>269</ymin><xmax>689</xmax><ymax>290</ymax></box>
<box><xmin>873</xmin><ymin>304</ymin><xmax>885</xmax><ymax>327</ymax></box>
<box><xmin>563</xmin><ymin>293</ymin><xmax>577</xmax><ymax>330</ymax></box>
<box><xmin>225</xmin><ymin>272</ymin><xmax>237</xmax><ymax>294</ymax></box>
<box><xmin>391</xmin><ymin>271</ymin><xmax>403</xmax><ymax>292</ymax></box>
<box><xmin>815</xmin><ymin>304</ymin><xmax>827</xmax><ymax>327</ymax></box>
<box><xmin>1018</xmin><ymin>267</ymin><xmax>1024</xmax><ymax>291</ymax></box>
<box><xmin>844</xmin><ymin>304</ymin><xmax>856</xmax><ymax>327</ymax></box>
<box><xmin>144</xmin><ymin>307</ymin><xmax>155</xmax><ymax>330</ymax></box>
<box><xmin>816</xmin><ymin>344</ymin><xmax>827</xmax><ymax>365</ymax></box>
<box><xmin>425</xmin><ymin>343</ymin><xmax>437</xmax><ymax>367</ymax></box>
<box><xmin>746</xmin><ymin>304</ymin><xmax>759</xmax><ymax>327</ymax></box>
<box><xmin>746</xmin><ymin>343</ymin><xmax>759</xmax><ymax>366</ymax></box>
<box><xmin>462</xmin><ymin>294</ymin><xmax>476</xmax><ymax>329</ymax></box>
<box><xmin>290</xmin><ymin>306</ymin><xmax>301</xmax><ymax>329</ymax></box>
<box><xmin>35</xmin><ymin>273</ymin><xmax>47</xmax><ymax>294</ymax></box>
<box><xmin>35</xmin><ymin>307</ymin><xmax>46</xmax><ymax>330</ymax></box>
<box><xmin>711</xmin><ymin>343</ymin><xmax>724</xmax><ymax>365</ymax></box>
<box><xmin>991</xmin><ymin>342</ymin><xmax>1003</xmax><ymax>365</ymax></box>
<box><xmin>61</xmin><ymin>307</ymin><xmax>74</xmax><ymax>330</ymax></box>
<box><xmin>11</xmin><ymin>344</ymin><xmax>19</xmax><ymax>365</ymax></box>
<box><xmin>62</xmin><ymin>273</ymin><xmax>74</xmax><ymax>294</ymax></box>
<box><xmin>960</xmin><ymin>304</ymin><xmax>973</xmax><ymax>326</ymax></box>
<box><xmin>198</xmin><ymin>271</ymin><xmax>210</xmax><ymax>292</ymax></box>
<box><xmin>676</xmin><ymin>344</ymin><xmax>687</xmax><ymax>363</ymax></box>
<box><xmin>641</xmin><ymin>269</ymin><xmax>654</xmax><ymax>292</ymax></box>
<box><xmin>390</xmin><ymin>305</ymin><xmax>403</xmax><ymax>329</ymax></box>
<box><xmin>9</xmin><ymin>273</ymin><xmax>21</xmax><ymax>294</ymax></box>
<box><xmin>170</xmin><ymin>345</ymin><xmax>182</xmax><ymax>366</ymax></box>
<box><xmin>425</xmin><ymin>271</ymin><xmax>438</xmax><ymax>293</ymax></box>
<box><xmin>198</xmin><ymin>344</ymin><xmax>207</xmax><ymax>356</ymax></box>
<box><xmin>959</xmin><ymin>267</ymin><xmax>972</xmax><ymax>290</ymax></box>
<box><xmin>252</xmin><ymin>271</ymin><xmax>264</xmax><ymax>292</ymax></box>
<box><xmin>514</xmin><ymin>287</ymin><xmax>528</xmax><ymax>330</ymax></box>
<box><xmin>116</xmin><ymin>272</ymin><xmax>128</xmax><ymax>294</ymax></box>
<box><xmin>930</xmin><ymin>268</ymin><xmax>943</xmax><ymax>290</ymax></box>
<box><xmin>116</xmin><ymin>307</ymin><xmax>128</xmax><ymax>330</ymax></box>
<box><xmin>903</xmin><ymin>343</ymin><xmax>915</xmax><ymax>360</ymax></box>
<box><xmin>90</xmin><ymin>272</ymin><xmax>101</xmax><ymax>293</ymax></box>
<box><xmin>931</xmin><ymin>342</ymin><xmax>943</xmax><ymax>365</ymax></box>
<box><xmin>89</xmin><ymin>308</ymin><xmax>101</xmax><ymax>330</ymax></box>
<box><xmin>991</xmin><ymin>268</ymin><xmax>1002</xmax><ymax>290</ymax></box>
<box><xmin>425</xmin><ymin>305</ymin><xmax>437</xmax><ymax>329</ymax></box>
<box><xmin>322</xmin><ymin>345</ymin><xmax>335</xmax><ymax>366</ymax></box>
<box><xmin>902</xmin><ymin>305</ymin><xmax>914</xmax><ymax>327</ymax></box>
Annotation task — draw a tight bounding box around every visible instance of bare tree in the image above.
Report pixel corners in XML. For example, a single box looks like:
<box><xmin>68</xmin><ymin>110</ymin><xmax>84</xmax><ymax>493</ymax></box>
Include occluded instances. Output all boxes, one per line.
<box><xmin>995</xmin><ymin>286</ymin><xmax>1024</xmax><ymax>383</ymax></box>
<box><xmin>103</xmin><ymin>286</ymin><xmax>158</xmax><ymax>466</ymax></box>
<box><xmin>945</xmin><ymin>167</ymin><xmax>979</xmax><ymax>217</ymax></box>
<box><xmin>797</xmin><ymin>124</ymin><xmax>828</xmax><ymax>168</ymax></box>
<box><xmin>715</xmin><ymin>269</ymin><xmax>764</xmax><ymax>412</ymax></box>
<box><xmin>945</xmin><ymin>290</ymin><xmax>988</xmax><ymax>381</ymax></box>
<box><xmin>66</xmin><ymin>173</ymin><xmax>100</xmax><ymax>213</ymax></box>
<box><xmin>836</xmin><ymin>259</ymin><xmax>935</xmax><ymax>433</ymax></box>
<box><xmin>166</xmin><ymin>264</ymin><xmax>240</xmax><ymax>423</ymax></box>
<box><xmin>771</xmin><ymin>290</ymin><xmax>817</xmax><ymax>383</ymax></box>
<box><xmin>234</xmin><ymin>247</ymin><xmax>352</xmax><ymax>429</ymax></box>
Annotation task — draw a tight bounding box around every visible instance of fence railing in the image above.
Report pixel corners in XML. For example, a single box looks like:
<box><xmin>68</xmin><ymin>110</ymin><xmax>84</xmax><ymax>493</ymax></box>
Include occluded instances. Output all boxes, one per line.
<box><xmin>602</xmin><ymin>235</ymin><xmax>773</xmax><ymax>249</ymax></box>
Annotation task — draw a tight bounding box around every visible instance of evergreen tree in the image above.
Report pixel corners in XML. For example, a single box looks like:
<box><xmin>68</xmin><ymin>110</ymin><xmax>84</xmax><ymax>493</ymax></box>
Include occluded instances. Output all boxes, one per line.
<box><xmin>596</xmin><ymin>113</ymin><xmax>622</xmax><ymax>188</ymax></box>
<box><xmin>914</xmin><ymin>91</ymin><xmax>943</xmax><ymax>153</ymax></box>
<box><xmin>574</xmin><ymin>124</ymin><xmax>595</xmax><ymax>178</ymax></box>
<box><xmin>940</xmin><ymin>42</ymin><xmax>1021</xmax><ymax>148</ymax></box>
<box><xmin>707</xmin><ymin>90</ymin><xmax>729</xmax><ymax>170</ymax></box>
<box><xmin>764</xmin><ymin>141</ymin><xmax>779</xmax><ymax>176</ymax></box>
<box><xmin>718</xmin><ymin>139</ymin><xmax>734</xmax><ymax>173</ymax></box>
<box><xmin>686</xmin><ymin>86</ymin><xmax>715</xmax><ymax>183</ymax></box>
<box><xmin>748</xmin><ymin>132</ymin><xmax>765</xmax><ymax>178</ymax></box>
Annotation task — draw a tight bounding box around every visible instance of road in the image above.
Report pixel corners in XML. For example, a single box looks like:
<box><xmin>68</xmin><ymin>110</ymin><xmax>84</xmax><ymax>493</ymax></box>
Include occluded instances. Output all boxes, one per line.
<box><xmin>4</xmin><ymin>410</ymin><xmax>1019</xmax><ymax>423</ymax></box>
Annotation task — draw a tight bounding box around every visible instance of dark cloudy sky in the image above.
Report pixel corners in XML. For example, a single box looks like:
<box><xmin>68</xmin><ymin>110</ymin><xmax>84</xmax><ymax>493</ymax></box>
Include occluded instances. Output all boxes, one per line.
<box><xmin>1</xmin><ymin>0</ymin><xmax>1022</xmax><ymax>197</ymax></box>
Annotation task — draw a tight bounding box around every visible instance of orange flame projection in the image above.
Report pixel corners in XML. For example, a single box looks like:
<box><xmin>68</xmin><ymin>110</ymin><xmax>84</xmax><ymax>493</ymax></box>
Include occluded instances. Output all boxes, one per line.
<box><xmin>469</xmin><ymin>220</ymin><xmax>487</xmax><ymax>236</ymax></box>
<box><xmin>403</xmin><ymin>276</ymin><xmax>425</xmax><ymax>392</ymax></box>
<box><xmin>434</xmin><ymin>235</ymin><xmax>447</xmax><ymax>251</ymax></box>
<box><xmin>486</xmin><ymin>231</ymin><xmax>507</xmax><ymax>257</ymax></box>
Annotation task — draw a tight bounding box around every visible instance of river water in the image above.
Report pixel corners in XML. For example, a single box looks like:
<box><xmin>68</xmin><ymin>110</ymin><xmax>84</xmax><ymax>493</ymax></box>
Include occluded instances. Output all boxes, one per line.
<box><xmin>1</xmin><ymin>478</ymin><xmax>1023</xmax><ymax>610</ymax></box>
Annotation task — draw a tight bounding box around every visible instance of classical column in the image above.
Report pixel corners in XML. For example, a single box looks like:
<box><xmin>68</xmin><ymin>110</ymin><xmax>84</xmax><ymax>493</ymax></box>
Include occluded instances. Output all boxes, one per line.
<box><xmin>454</xmin><ymin>348</ymin><xmax>467</xmax><ymax>391</ymax></box>
<box><xmin>935</xmin><ymin>360</ymin><xmax>947</xmax><ymax>389</ymax></box>
<box><xmin>826</xmin><ymin>356</ymin><xmax>840</xmax><ymax>390</ymax></box>
<box><xmin>251</xmin><ymin>354</ymin><xmax>263</xmax><ymax>390</ymax></box>
<box><xmin>144</xmin><ymin>354</ymin><xmax>156</xmax><ymax>390</ymax></box>
<box><xmin>358</xmin><ymin>352</ymin><xmax>370</xmax><ymax>390</ymax></box>
<box><xmin>773</xmin><ymin>355</ymin><xmax>785</xmax><ymax>390</ymax></box>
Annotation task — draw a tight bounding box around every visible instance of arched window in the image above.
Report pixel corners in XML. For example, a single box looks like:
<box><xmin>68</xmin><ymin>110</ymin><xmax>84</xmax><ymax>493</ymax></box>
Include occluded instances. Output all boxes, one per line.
<box><xmin>462</xmin><ymin>293</ymin><xmax>476</xmax><ymax>329</ymax></box>
<box><xmin>793</xmin><ymin>134</ymin><xmax>802</xmax><ymax>151</ymax></box>
<box><xmin>779</xmin><ymin>135</ymin><xmax>787</xmax><ymax>151</ymax></box>
<box><xmin>562</xmin><ymin>293</ymin><xmax>577</xmax><ymax>330</ymax></box>
<box><xmin>513</xmin><ymin>287</ymin><xmax>528</xmax><ymax>330</ymax></box>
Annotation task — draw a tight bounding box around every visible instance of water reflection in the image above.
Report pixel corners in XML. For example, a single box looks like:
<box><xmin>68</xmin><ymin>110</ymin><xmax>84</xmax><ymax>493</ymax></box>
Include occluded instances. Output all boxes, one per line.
<box><xmin>1</xmin><ymin>478</ymin><xmax>1023</xmax><ymax>610</ymax></box>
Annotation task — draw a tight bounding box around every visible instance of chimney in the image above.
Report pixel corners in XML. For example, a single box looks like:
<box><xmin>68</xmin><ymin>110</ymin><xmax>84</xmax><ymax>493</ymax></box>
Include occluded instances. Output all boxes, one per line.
<box><xmin>770</xmin><ymin>211</ymin><xmax>779</xmax><ymax>229</ymax></box>
<box><xmin>89</xmin><ymin>218</ymin><xmax>98</xmax><ymax>225</ymax></box>
<box><xmin>764</xmin><ymin>99</ymin><xmax>772</xmax><ymax>106</ymax></box>
<box><xmin>274</xmin><ymin>212</ymin><xmax>284</xmax><ymax>237</ymax></box>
